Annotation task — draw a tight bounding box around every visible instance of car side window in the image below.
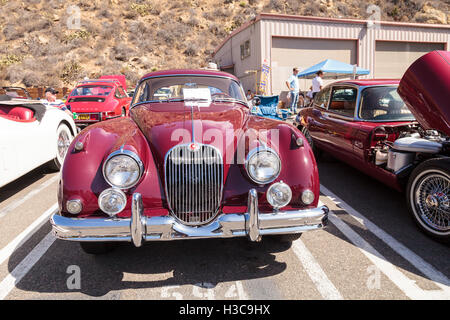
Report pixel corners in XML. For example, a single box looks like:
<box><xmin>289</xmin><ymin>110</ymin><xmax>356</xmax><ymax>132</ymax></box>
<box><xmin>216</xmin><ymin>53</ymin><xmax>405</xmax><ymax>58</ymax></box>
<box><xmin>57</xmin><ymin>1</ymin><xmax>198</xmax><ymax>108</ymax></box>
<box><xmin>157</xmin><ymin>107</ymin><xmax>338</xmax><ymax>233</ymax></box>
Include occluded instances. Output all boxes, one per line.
<box><xmin>328</xmin><ymin>87</ymin><xmax>358</xmax><ymax>118</ymax></box>
<box><xmin>313</xmin><ymin>87</ymin><xmax>331</xmax><ymax>109</ymax></box>
<box><xmin>115</xmin><ymin>87</ymin><xmax>126</xmax><ymax>99</ymax></box>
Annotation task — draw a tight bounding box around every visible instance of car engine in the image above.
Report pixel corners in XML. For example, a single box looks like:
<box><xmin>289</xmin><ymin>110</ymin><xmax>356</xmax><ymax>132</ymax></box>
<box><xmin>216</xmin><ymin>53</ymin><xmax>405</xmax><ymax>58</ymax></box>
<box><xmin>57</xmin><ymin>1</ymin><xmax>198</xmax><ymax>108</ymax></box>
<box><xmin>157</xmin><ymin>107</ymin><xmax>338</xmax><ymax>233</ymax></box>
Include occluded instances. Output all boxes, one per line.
<box><xmin>372</xmin><ymin>124</ymin><xmax>450</xmax><ymax>175</ymax></box>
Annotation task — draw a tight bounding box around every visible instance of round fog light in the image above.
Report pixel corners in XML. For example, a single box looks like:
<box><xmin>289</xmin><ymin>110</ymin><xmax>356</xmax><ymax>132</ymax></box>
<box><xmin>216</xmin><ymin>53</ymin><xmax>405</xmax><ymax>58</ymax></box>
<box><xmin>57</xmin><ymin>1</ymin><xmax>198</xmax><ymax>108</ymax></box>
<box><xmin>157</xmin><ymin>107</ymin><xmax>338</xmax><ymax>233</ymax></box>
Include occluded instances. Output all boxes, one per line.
<box><xmin>301</xmin><ymin>189</ymin><xmax>315</xmax><ymax>205</ymax></box>
<box><xmin>267</xmin><ymin>181</ymin><xmax>292</xmax><ymax>209</ymax></box>
<box><xmin>98</xmin><ymin>188</ymin><xmax>127</xmax><ymax>216</ymax></box>
<box><xmin>66</xmin><ymin>199</ymin><xmax>82</xmax><ymax>215</ymax></box>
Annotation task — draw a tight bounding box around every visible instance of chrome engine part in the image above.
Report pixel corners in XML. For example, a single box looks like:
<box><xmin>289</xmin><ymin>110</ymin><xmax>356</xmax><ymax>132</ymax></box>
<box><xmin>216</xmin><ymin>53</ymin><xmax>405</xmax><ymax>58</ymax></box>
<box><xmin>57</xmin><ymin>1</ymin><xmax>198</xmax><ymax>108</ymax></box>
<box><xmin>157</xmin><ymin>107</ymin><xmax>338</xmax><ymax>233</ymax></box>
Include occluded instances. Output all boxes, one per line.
<box><xmin>393</xmin><ymin>137</ymin><xmax>442</xmax><ymax>153</ymax></box>
<box><xmin>375</xmin><ymin>149</ymin><xmax>388</xmax><ymax>166</ymax></box>
<box><xmin>387</xmin><ymin>150</ymin><xmax>415</xmax><ymax>172</ymax></box>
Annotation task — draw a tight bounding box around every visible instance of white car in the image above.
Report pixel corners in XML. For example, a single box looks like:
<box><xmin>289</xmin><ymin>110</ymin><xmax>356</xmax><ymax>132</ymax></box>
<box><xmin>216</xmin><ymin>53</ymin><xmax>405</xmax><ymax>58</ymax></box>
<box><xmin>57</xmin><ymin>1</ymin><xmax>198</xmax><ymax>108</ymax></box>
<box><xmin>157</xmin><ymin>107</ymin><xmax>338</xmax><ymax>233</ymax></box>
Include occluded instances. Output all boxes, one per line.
<box><xmin>0</xmin><ymin>97</ymin><xmax>77</xmax><ymax>188</ymax></box>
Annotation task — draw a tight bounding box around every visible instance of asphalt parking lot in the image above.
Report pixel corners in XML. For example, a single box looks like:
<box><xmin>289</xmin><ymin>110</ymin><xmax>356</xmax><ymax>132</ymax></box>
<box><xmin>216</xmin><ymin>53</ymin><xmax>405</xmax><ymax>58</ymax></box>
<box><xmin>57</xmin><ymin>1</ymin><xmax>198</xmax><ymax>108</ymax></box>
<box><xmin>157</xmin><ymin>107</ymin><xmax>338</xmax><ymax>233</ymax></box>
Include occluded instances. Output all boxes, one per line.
<box><xmin>0</xmin><ymin>156</ymin><xmax>448</xmax><ymax>300</ymax></box>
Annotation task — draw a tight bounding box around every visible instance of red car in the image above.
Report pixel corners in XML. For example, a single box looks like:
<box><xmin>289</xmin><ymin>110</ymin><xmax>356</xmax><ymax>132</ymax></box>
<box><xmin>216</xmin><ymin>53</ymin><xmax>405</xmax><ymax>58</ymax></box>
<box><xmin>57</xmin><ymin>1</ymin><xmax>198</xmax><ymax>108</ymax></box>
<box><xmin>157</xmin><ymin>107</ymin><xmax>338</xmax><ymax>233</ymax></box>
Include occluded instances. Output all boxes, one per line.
<box><xmin>65</xmin><ymin>75</ymin><xmax>131</xmax><ymax>127</ymax></box>
<box><xmin>51</xmin><ymin>69</ymin><xmax>329</xmax><ymax>254</ymax></box>
<box><xmin>297</xmin><ymin>51</ymin><xmax>449</xmax><ymax>242</ymax></box>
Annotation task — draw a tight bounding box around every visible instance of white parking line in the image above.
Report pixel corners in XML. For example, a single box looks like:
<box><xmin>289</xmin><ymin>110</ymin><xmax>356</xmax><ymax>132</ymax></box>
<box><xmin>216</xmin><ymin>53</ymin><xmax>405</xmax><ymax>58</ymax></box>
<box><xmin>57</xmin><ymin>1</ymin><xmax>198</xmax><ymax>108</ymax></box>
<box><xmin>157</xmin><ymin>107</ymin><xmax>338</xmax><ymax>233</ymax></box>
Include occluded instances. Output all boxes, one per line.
<box><xmin>0</xmin><ymin>204</ymin><xmax>58</xmax><ymax>266</ymax></box>
<box><xmin>291</xmin><ymin>239</ymin><xmax>343</xmax><ymax>300</ymax></box>
<box><xmin>320</xmin><ymin>185</ymin><xmax>450</xmax><ymax>300</ymax></box>
<box><xmin>0</xmin><ymin>175</ymin><xmax>59</xmax><ymax>218</ymax></box>
<box><xmin>0</xmin><ymin>232</ymin><xmax>55</xmax><ymax>300</ymax></box>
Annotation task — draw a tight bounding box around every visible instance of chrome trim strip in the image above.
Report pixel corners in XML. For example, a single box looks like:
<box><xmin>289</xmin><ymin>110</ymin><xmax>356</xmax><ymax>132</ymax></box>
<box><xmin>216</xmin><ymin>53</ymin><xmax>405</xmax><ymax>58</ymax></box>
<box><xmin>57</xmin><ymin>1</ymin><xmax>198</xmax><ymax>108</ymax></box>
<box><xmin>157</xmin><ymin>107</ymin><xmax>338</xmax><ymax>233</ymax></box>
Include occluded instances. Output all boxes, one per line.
<box><xmin>246</xmin><ymin>189</ymin><xmax>261</xmax><ymax>242</ymax></box>
<box><xmin>131</xmin><ymin>193</ymin><xmax>144</xmax><ymax>247</ymax></box>
<box><xmin>50</xmin><ymin>192</ymin><xmax>329</xmax><ymax>246</ymax></box>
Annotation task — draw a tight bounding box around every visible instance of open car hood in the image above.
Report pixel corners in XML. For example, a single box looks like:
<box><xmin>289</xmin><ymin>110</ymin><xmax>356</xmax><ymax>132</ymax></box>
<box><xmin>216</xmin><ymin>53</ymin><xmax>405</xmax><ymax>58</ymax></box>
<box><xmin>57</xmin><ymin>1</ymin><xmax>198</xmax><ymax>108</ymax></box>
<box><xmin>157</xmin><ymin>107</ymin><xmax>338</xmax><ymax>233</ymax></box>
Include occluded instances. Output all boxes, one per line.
<box><xmin>398</xmin><ymin>50</ymin><xmax>450</xmax><ymax>136</ymax></box>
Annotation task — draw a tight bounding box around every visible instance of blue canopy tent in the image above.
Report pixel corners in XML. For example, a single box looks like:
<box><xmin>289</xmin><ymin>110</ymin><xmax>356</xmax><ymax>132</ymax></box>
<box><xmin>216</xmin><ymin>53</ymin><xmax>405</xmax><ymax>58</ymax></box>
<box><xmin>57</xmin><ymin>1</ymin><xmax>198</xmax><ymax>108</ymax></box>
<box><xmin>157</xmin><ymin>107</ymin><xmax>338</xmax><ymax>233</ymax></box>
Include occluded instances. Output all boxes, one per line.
<box><xmin>297</xmin><ymin>59</ymin><xmax>370</xmax><ymax>79</ymax></box>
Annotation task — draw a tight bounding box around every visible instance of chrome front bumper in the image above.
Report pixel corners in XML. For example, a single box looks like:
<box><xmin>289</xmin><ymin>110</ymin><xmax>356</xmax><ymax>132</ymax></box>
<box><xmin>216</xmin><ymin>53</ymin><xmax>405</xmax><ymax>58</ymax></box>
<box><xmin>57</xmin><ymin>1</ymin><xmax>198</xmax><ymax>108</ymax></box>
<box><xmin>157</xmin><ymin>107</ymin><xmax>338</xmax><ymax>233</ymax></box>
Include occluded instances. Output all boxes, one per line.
<box><xmin>51</xmin><ymin>189</ymin><xmax>328</xmax><ymax>247</ymax></box>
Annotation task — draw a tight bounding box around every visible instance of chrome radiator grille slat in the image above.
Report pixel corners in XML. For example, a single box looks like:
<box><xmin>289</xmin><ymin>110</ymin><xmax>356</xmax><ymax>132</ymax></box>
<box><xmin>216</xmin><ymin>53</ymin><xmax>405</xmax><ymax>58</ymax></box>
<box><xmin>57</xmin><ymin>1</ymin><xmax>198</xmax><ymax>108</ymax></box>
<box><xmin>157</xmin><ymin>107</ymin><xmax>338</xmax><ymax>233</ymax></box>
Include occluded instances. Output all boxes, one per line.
<box><xmin>165</xmin><ymin>144</ymin><xmax>223</xmax><ymax>225</ymax></box>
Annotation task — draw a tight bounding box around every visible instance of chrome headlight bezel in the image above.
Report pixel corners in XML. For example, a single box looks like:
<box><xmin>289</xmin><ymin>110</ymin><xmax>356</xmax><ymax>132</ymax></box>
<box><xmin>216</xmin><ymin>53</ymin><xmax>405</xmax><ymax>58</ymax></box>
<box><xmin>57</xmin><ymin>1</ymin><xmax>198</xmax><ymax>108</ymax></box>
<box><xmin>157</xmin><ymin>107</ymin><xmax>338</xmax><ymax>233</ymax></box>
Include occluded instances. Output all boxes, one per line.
<box><xmin>102</xmin><ymin>149</ymin><xmax>144</xmax><ymax>189</ymax></box>
<box><xmin>245</xmin><ymin>146</ymin><xmax>281</xmax><ymax>184</ymax></box>
<box><xmin>98</xmin><ymin>187</ymin><xmax>127</xmax><ymax>216</ymax></box>
<box><xmin>267</xmin><ymin>181</ymin><xmax>292</xmax><ymax>209</ymax></box>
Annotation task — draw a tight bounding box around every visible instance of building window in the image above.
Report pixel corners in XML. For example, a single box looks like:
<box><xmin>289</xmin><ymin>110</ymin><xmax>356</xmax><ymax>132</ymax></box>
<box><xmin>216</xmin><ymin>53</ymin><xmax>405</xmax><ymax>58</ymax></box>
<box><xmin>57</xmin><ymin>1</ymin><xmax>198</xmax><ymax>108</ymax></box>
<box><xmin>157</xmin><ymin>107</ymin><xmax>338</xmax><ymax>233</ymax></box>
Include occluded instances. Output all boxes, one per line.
<box><xmin>240</xmin><ymin>40</ymin><xmax>250</xmax><ymax>60</ymax></box>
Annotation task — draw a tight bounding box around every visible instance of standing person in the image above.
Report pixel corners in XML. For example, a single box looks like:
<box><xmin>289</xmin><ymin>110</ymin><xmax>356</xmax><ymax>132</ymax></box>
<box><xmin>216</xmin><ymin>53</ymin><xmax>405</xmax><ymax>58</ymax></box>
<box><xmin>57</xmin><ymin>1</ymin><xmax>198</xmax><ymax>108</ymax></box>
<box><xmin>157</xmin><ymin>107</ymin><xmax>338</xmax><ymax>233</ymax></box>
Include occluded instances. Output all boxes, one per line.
<box><xmin>311</xmin><ymin>70</ymin><xmax>324</xmax><ymax>98</ymax></box>
<box><xmin>42</xmin><ymin>88</ymin><xmax>72</xmax><ymax>115</ymax></box>
<box><xmin>285</xmin><ymin>67</ymin><xmax>300</xmax><ymax>113</ymax></box>
<box><xmin>246</xmin><ymin>89</ymin><xmax>254</xmax><ymax>101</ymax></box>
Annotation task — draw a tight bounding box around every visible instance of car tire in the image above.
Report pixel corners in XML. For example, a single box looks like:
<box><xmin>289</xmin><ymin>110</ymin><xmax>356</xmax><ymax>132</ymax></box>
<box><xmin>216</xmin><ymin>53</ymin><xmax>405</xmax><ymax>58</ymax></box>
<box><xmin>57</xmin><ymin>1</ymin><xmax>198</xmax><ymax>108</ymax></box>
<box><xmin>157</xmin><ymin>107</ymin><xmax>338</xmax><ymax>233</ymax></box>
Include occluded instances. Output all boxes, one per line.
<box><xmin>406</xmin><ymin>158</ymin><xmax>450</xmax><ymax>243</ymax></box>
<box><xmin>300</xmin><ymin>127</ymin><xmax>321</xmax><ymax>159</ymax></box>
<box><xmin>48</xmin><ymin>123</ymin><xmax>73</xmax><ymax>171</ymax></box>
<box><xmin>79</xmin><ymin>242</ymin><xmax>116</xmax><ymax>255</ymax></box>
<box><xmin>269</xmin><ymin>233</ymin><xmax>302</xmax><ymax>243</ymax></box>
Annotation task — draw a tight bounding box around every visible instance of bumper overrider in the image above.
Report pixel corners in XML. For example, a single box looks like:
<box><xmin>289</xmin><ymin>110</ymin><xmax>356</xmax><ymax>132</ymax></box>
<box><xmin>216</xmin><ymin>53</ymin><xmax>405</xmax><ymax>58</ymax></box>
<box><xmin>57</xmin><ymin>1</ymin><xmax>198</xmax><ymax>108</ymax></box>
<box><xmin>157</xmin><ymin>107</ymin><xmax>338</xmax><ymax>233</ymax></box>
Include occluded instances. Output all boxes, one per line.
<box><xmin>51</xmin><ymin>189</ymin><xmax>329</xmax><ymax>247</ymax></box>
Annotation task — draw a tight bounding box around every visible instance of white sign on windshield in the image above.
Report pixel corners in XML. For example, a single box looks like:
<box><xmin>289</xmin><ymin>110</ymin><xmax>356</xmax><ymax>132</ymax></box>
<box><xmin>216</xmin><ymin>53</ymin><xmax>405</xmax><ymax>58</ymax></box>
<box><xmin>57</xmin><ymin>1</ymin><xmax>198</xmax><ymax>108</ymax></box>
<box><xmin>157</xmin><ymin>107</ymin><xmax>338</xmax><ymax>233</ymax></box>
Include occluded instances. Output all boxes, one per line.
<box><xmin>182</xmin><ymin>88</ymin><xmax>211</xmax><ymax>107</ymax></box>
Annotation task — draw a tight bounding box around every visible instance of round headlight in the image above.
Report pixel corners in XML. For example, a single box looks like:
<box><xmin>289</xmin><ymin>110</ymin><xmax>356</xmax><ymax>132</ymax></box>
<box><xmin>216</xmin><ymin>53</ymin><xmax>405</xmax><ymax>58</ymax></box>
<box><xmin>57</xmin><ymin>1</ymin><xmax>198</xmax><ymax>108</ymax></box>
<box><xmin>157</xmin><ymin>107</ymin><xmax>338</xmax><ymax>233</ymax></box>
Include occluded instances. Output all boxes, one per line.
<box><xmin>246</xmin><ymin>148</ymin><xmax>281</xmax><ymax>184</ymax></box>
<box><xmin>301</xmin><ymin>189</ymin><xmax>315</xmax><ymax>205</ymax></box>
<box><xmin>103</xmin><ymin>151</ymin><xmax>143</xmax><ymax>189</ymax></box>
<box><xmin>267</xmin><ymin>181</ymin><xmax>292</xmax><ymax>209</ymax></box>
<box><xmin>98</xmin><ymin>188</ymin><xmax>127</xmax><ymax>216</ymax></box>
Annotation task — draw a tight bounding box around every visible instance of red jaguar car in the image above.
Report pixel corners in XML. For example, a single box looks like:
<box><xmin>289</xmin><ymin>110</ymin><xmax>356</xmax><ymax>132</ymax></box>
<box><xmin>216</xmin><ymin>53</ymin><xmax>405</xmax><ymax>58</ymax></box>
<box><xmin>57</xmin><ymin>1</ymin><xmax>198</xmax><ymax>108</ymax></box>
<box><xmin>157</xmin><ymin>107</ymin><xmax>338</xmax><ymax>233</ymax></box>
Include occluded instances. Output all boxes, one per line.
<box><xmin>65</xmin><ymin>75</ymin><xmax>131</xmax><ymax>128</ymax></box>
<box><xmin>51</xmin><ymin>69</ymin><xmax>328</xmax><ymax>254</ymax></box>
<box><xmin>297</xmin><ymin>51</ymin><xmax>449</xmax><ymax>242</ymax></box>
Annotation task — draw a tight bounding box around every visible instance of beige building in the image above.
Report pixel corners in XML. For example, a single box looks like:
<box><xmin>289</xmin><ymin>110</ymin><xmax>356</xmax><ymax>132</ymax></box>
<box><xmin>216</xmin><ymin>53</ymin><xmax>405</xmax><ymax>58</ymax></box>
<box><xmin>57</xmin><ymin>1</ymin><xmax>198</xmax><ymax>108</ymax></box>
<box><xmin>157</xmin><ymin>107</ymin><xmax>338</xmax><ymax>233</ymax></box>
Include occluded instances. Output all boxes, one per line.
<box><xmin>213</xmin><ymin>13</ymin><xmax>450</xmax><ymax>96</ymax></box>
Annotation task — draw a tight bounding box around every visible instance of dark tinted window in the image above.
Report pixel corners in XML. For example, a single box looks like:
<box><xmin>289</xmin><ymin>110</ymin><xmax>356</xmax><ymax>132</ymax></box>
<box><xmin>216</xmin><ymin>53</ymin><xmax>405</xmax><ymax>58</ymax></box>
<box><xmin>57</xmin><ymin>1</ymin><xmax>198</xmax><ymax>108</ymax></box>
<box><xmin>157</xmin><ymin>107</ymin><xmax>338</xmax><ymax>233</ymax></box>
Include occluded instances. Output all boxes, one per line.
<box><xmin>313</xmin><ymin>87</ymin><xmax>331</xmax><ymax>109</ymax></box>
<box><xmin>359</xmin><ymin>86</ymin><xmax>415</xmax><ymax>121</ymax></box>
<box><xmin>328</xmin><ymin>87</ymin><xmax>357</xmax><ymax>117</ymax></box>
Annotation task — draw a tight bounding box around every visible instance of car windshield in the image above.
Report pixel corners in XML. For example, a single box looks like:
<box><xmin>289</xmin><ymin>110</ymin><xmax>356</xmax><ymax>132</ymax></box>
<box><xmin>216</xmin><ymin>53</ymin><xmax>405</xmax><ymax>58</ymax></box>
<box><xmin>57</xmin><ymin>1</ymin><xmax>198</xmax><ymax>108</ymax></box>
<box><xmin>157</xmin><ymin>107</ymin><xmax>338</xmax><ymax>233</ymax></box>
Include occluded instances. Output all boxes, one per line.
<box><xmin>359</xmin><ymin>86</ymin><xmax>415</xmax><ymax>122</ymax></box>
<box><xmin>132</xmin><ymin>75</ymin><xmax>246</xmax><ymax>105</ymax></box>
<box><xmin>0</xmin><ymin>87</ymin><xmax>29</xmax><ymax>99</ymax></box>
<box><xmin>71</xmin><ymin>85</ymin><xmax>113</xmax><ymax>97</ymax></box>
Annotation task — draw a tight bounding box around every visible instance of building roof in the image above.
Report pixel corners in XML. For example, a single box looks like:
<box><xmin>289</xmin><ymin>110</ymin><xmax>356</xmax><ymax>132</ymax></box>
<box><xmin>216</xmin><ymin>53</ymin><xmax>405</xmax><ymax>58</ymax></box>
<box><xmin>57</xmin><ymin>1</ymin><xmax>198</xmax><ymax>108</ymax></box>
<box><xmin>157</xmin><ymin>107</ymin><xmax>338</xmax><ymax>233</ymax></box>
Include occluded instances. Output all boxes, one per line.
<box><xmin>214</xmin><ymin>13</ymin><xmax>450</xmax><ymax>55</ymax></box>
<box><xmin>140</xmin><ymin>69</ymin><xmax>239</xmax><ymax>82</ymax></box>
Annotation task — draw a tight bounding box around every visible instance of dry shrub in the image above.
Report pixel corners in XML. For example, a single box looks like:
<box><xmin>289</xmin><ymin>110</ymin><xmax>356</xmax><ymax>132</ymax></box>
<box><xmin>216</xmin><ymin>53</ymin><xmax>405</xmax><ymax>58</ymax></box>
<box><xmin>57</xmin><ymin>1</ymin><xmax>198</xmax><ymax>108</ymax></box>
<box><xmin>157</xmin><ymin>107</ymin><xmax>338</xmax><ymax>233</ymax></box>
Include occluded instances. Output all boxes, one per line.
<box><xmin>128</xmin><ymin>20</ymin><xmax>149</xmax><ymax>41</ymax></box>
<box><xmin>155</xmin><ymin>21</ymin><xmax>189</xmax><ymax>45</ymax></box>
<box><xmin>6</xmin><ymin>64</ymin><xmax>25</xmax><ymax>84</ymax></box>
<box><xmin>110</xmin><ymin>43</ymin><xmax>134</xmax><ymax>61</ymax></box>
<box><xmin>60</xmin><ymin>61</ymin><xmax>83</xmax><ymax>84</ymax></box>
<box><xmin>22</xmin><ymin>70</ymin><xmax>44</xmax><ymax>87</ymax></box>
<box><xmin>3</xmin><ymin>24</ymin><xmax>22</xmax><ymax>41</ymax></box>
<box><xmin>184</xmin><ymin>43</ymin><xmax>199</xmax><ymax>57</ymax></box>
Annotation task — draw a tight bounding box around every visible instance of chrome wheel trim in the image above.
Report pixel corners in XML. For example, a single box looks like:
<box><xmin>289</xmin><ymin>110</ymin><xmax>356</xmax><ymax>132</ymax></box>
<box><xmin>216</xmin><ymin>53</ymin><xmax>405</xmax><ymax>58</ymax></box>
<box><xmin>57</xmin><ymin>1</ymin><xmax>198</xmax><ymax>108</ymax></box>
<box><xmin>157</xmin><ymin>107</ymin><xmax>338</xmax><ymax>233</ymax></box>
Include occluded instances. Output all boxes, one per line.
<box><xmin>411</xmin><ymin>169</ymin><xmax>450</xmax><ymax>235</ymax></box>
<box><xmin>57</xmin><ymin>128</ymin><xmax>71</xmax><ymax>162</ymax></box>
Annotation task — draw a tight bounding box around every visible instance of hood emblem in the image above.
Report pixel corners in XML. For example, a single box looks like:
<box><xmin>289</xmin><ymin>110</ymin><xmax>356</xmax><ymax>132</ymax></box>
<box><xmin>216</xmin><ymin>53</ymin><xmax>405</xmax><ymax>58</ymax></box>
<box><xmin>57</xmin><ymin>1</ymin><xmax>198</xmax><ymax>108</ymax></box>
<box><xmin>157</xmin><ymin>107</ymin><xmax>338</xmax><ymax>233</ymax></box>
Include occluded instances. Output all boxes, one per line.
<box><xmin>189</xmin><ymin>143</ymin><xmax>200</xmax><ymax>151</ymax></box>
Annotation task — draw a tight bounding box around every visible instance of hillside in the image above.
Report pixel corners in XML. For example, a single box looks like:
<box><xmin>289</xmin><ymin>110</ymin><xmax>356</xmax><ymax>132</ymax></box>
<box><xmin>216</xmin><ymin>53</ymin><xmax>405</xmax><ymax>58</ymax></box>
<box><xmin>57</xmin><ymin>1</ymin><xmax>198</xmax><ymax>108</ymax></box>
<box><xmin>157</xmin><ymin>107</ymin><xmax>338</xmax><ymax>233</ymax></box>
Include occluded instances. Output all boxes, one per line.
<box><xmin>0</xmin><ymin>0</ymin><xmax>448</xmax><ymax>89</ymax></box>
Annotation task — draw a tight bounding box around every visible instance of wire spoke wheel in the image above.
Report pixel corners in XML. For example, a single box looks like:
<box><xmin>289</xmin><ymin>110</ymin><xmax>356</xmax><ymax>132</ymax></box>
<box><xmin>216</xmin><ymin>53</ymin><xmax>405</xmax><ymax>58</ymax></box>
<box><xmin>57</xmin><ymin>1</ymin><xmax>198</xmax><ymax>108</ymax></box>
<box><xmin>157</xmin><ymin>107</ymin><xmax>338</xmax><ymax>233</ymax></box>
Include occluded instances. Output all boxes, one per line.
<box><xmin>57</xmin><ymin>130</ymin><xmax>71</xmax><ymax>160</ymax></box>
<box><xmin>413</xmin><ymin>171</ymin><xmax>450</xmax><ymax>233</ymax></box>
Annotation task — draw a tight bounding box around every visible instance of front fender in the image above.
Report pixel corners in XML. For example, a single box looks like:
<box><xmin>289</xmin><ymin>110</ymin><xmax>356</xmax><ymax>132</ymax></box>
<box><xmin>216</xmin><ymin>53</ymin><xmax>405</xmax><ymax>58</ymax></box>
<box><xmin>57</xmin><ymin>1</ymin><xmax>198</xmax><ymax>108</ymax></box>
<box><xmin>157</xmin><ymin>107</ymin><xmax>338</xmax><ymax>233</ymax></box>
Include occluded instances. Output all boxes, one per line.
<box><xmin>221</xmin><ymin>116</ymin><xmax>320</xmax><ymax>213</ymax></box>
<box><xmin>59</xmin><ymin>117</ymin><xmax>165</xmax><ymax>218</ymax></box>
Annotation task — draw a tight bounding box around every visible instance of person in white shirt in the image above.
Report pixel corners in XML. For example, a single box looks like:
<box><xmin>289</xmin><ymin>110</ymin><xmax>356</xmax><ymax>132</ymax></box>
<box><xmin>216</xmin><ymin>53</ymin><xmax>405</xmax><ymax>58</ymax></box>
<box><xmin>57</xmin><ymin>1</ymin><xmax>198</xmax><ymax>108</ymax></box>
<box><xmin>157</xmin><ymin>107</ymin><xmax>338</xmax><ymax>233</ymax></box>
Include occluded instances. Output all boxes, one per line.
<box><xmin>42</xmin><ymin>88</ymin><xmax>72</xmax><ymax>116</ymax></box>
<box><xmin>285</xmin><ymin>67</ymin><xmax>300</xmax><ymax>113</ymax></box>
<box><xmin>311</xmin><ymin>70</ymin><xmax>324</xmax><ymax>98</ymax></box>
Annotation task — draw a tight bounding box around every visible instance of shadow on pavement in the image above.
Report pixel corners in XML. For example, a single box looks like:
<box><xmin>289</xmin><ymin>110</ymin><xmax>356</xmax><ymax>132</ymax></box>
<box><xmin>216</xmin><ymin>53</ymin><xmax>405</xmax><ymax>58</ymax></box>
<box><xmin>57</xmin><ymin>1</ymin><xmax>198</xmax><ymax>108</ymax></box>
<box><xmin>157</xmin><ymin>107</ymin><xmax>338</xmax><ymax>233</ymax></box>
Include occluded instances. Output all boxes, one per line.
<box><xmin>10</xmin><ymin>236</ymin><xmax>290</xmax><ymax>297</ymax></box>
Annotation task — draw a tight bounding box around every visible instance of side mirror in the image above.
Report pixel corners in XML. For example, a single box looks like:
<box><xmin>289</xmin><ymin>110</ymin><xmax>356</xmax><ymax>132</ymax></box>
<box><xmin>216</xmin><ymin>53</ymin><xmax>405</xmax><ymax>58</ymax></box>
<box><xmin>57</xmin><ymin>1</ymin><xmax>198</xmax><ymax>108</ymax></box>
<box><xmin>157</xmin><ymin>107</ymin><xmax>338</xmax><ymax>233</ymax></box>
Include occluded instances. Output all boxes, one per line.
<box><xmin>252</xmin><ymin>97</ymin><xmax>261</xmax><ymax>106</ymax></box>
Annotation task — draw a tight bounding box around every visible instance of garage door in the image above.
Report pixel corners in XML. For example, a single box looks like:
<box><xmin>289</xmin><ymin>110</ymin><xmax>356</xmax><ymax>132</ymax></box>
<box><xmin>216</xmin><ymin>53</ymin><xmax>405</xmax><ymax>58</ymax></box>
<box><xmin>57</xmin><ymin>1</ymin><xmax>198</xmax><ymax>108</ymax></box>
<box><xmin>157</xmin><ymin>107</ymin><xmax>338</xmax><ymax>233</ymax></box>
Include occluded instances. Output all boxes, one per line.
<box><xmin>375</xmin><ymin>42</ymin><xmax>445</xmax><ymax>78</ymax></box>
<box><xmin>271</xmin><ymin>37</ymin><xmax>357</xmax><ymax>95</ymax></box>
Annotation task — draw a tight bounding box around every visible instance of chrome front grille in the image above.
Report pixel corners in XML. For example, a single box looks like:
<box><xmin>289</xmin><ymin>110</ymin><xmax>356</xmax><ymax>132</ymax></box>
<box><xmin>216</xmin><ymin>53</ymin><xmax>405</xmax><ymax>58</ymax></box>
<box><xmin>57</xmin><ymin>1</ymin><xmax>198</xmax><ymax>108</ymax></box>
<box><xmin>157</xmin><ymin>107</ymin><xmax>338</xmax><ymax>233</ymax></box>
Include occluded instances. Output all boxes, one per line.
<box><xmin>164</xmin><ymin>144</ymin><xmax>223</xmax><ymax>225</ymax></box>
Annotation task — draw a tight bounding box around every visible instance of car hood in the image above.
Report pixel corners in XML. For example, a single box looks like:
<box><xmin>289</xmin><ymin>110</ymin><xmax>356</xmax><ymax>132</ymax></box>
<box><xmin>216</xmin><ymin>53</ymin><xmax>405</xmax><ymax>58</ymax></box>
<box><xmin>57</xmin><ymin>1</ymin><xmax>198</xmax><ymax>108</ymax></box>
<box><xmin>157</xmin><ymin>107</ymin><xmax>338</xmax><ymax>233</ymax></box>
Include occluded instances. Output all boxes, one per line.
<box><xmin>130</xmin><ymin>101</ymin><xmax>250</xmax><ymax>172</ymax></box>
<box><xmin>398</xmin><ymin>50</ymin><xmax>450</xmax><ymax>136</ymax></box>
